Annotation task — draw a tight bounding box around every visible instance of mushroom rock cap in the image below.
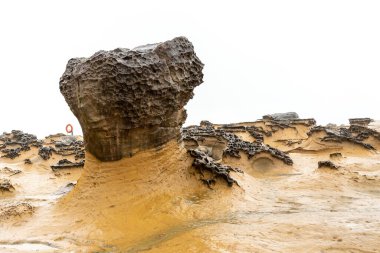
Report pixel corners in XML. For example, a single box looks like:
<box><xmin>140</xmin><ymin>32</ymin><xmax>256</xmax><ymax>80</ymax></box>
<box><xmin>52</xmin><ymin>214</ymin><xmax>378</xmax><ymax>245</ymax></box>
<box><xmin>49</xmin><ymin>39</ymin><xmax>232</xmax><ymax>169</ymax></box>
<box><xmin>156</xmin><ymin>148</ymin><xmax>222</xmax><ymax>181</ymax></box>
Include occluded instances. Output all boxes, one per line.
<box><xmin>60</xmin><ymin>37</ymin><xmax>204</xmax><ymax>161</ymax></box>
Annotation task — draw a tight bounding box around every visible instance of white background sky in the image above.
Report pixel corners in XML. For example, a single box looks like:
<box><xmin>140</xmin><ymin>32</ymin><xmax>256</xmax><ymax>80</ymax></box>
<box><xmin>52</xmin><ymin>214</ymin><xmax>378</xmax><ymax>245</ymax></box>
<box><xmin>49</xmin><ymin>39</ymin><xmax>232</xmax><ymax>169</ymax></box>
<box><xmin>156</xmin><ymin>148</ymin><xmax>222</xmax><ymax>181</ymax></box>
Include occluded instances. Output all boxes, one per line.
<box><xmin>0</xmin><ymin>0</ymin><xmax>379</xmax><ymax>138</ymax></box>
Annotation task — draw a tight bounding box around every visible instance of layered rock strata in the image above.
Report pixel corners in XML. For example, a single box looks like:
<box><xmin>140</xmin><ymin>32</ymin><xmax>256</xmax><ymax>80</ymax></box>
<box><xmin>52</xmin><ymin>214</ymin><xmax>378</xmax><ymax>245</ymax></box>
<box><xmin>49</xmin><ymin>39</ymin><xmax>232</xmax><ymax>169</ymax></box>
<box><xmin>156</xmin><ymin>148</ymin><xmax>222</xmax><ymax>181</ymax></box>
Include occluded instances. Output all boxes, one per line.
<box><xmin>60</xmin><ymin>37</ymin><xmax>204</xmax><ymax>161</ymax></box>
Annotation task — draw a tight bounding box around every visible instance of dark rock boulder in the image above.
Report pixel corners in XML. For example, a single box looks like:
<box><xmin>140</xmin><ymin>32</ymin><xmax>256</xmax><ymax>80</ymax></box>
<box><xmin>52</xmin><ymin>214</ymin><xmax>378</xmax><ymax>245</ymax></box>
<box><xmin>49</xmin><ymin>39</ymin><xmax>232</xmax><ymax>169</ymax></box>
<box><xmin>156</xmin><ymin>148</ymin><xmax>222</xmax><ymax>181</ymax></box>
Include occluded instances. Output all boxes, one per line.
<box><xmin>318</xmin><ymin>160</ymin><xmax>339</xmax><ymax>170</ymax></box>
<box><xmin>60</xmin><ymin>37</ymin><xmax>204</xmax><ymax>161</ymax></box>
<box><xmin>38</xmin><ymin>146</ymin><xmax>55</xmax><ymax>160</ymax></box>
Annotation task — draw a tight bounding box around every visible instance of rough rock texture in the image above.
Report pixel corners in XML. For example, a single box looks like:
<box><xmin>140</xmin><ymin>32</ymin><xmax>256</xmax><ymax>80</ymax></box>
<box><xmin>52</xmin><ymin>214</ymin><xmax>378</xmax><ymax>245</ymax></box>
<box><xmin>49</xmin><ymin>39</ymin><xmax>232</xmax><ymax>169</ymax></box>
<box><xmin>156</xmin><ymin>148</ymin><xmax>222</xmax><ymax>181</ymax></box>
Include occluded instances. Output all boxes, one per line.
<box><xmin>308</xmin><ymin>126</ymin><xmax>376</xmax><ymax>150</ymax></box>
<box><xmin>318</xmin><ymin>160</ymin><xmax>339</xmax><ymax>170</ymax></box>
<box><xmin>38</xmin><ymin>146</ymin><xmax>55</xmax><ymax>160</ymax></box>
<box><xmin>189</xmin><ymin>149</ymin><xmax>242</xmax><ymax>187</ymax></box>
<box><xmin>182</xmin><ymin>122</ymin><xmax>293</xmax><ymax>165</ymax></box>
<box><xmin>60</xmin><ymin>37</ymin><xmax>204</xmax><ymax>161</ymax></box>
<box><xmin>53</xmin><ymin>136</ymin><xmax>85</xmax><ymax>160</ymax></box>
<box><xmin>0</xmin><ymin>130</ymin><xmax>42</xmax><ymax>159</ymax></box>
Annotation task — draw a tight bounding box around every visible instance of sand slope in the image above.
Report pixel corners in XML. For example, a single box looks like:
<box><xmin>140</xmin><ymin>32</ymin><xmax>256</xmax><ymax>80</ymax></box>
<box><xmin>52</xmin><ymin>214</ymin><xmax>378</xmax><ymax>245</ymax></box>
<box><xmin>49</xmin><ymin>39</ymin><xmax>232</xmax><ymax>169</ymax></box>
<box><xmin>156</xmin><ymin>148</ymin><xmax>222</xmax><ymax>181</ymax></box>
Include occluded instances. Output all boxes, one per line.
<box><xmin>0</xmin><ymin>122</ymin><xmax>380</xmax><ymax>252</ymax></box>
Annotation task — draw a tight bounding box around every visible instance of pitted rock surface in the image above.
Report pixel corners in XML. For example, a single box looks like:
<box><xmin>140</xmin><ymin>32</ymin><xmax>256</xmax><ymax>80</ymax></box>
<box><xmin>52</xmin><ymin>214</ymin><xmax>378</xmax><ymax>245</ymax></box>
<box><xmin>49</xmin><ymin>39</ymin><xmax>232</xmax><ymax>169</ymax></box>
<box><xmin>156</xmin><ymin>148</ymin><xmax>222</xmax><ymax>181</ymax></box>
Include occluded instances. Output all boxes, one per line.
<box><xmin>60</xmin><ymin>37</ymin><xmax>204</xmax><ymax>161</ymax></box>
<box><xmin>308</xmin><ymin>125</ymin><xmax>377</xmax><ymax>150</ymax></box>
<box><xmin>189</xmin><ymin>149</ymin><xmax>242</xmax><ymax>187</ymax></box>
<box><xmin>0</xmin><ymin>131</ymin><xmax>41</xmax><ymax>159</ymax></box>
<box><xmin>182</xmin><ymin>122</ymin><xmax>293</xmax><ymax>165</ymax></box>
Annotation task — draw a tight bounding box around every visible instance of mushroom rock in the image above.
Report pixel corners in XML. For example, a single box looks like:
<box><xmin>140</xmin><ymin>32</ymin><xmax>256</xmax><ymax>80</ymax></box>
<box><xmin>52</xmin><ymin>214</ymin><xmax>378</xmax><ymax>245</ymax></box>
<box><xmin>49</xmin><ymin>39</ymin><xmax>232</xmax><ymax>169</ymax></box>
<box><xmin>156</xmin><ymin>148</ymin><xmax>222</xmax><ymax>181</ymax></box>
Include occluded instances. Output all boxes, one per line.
<box><xmin>59</xmin><ymin>37</ymin><xmax>204</xmax><ymax>161</ymax></box>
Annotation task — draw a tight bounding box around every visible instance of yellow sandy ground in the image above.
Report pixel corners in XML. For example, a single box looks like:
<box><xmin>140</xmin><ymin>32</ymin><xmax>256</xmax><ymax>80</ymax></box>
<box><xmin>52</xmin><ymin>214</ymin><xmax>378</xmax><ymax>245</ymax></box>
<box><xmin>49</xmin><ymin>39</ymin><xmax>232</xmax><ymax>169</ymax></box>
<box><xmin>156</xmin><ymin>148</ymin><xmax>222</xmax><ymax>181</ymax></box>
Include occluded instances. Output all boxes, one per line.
<box><xmin>0</xmin><ymin>125</ymin><xmax>380</xmax><ymax>252</ymax></box>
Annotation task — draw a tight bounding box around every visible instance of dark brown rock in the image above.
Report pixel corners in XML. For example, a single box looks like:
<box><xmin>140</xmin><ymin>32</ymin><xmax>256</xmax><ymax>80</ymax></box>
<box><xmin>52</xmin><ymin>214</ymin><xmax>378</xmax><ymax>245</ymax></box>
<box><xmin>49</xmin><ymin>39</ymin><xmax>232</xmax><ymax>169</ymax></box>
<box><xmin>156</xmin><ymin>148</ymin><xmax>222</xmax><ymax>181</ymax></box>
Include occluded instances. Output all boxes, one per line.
<box><xmin>0</xmin><ymin>130</ymin><xmax>42</xmax><ymax>159</ymax></box>
<box><xmin>60</xmin><ymin>37</ymin><xmax>204</xmax><ymax>161</ymax></box>
<box><xmin>329</xmin><ymin>153</ymin><xmax>343</xmax><ymax>159</ymax></box>
<box><xmin>318</xmin><ymin>160</ymin><xmax>339</xmax><ymax>170</ymax></box>
<box><xmin>38</xmin><ymin>146</ymin><xmax>54</xmax><ymax>160</ymax></box>
<box><xmin>308</xmin><ymin>125</ymin><xmax>376</xmax><ymax>150</ymax></box>
<box><xmin>0</xmin><ymin>178</ymin><xmax>15</xmax><ymax>192</ymax></box>
<box><xmin>182</xmin><ymin>123</ymin><xmax>293</xmax><ymax>165</ymax></box>
<box><xmin>24</xmin><ymin>159</ymin><xmax>32</xmax><ymax>164</ymax></box>
<box><xmin>189</xmin><ymin>149</ymin><xmax>243</xmax><ymax>187</ymax></box>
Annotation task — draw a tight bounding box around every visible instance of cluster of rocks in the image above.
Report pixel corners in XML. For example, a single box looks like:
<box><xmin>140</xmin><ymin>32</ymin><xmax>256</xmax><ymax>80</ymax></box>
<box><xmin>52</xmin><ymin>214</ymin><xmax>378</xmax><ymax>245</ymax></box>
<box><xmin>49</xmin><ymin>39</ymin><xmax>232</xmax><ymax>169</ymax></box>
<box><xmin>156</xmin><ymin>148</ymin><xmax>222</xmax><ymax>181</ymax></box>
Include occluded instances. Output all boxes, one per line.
<box><xmin>218</xmin><ymin>124</ymin><xmax>271</xmax><ymax>142</ymax></box>
<box><xmin>308</xmin><ymin>124</ymin><xmax>377</xmax><ymax>150</ymax></box>
<box><xmin>182</xmin><ymin>122</ymin><xmax>293</xmax><ymax>165</ymax></box>
<box><xmin>53</xmin><ymin>136</ymin><xmax>85</xmax><ymax>160</ymax></box>
<box><xmin>0</xmin><ymin>130</ymin><xmax>85</xmax><ymax>170</ymax></box>
<box><xmin>38</xmin><ymin>146</ymin><xmax>55</xmax><ymax>160</ymax></box>
<box><xmin>37</xmin><ymin>137</ymin><xmax>85</xmax><ymax>162</ymax></box>
<box><xmin>348</xmin><ymin>124</ymin><xmax>380</xmax><ymax>143</ymax></box>
<box><xmin>0</xmin><ymin>130</ymin><xmax>41</xmax><ymax>159</ymax></box>
<box><xmin>40</xmin><ymin>137</ymin><xmax>85</xmax><ymax>169</ymax></box>
<box><xmin>181</xmin><ymin>120</ymin><xmax>295</xmax><ymax>186</ymax></box>
<box><xmin>189</xmin><ymin>149</ymin><xmax>243</xmax><ymax>187</ymax></box>
<box><xmin>218</xmin><ymin>114</ymin><xmax>316</xmax><ymax>144</ymax></box>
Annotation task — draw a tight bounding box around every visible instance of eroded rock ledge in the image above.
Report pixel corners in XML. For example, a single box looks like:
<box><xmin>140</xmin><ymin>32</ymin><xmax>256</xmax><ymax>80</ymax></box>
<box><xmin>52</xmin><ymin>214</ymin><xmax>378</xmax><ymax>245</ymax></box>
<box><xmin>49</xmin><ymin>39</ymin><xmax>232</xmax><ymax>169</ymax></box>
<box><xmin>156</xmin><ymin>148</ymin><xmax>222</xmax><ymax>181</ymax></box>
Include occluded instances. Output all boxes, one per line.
<box><xmin>182</xmin><ymin>121</ymin><xmax>293</xmax><ymax>165</ymax></box>
<box><xmin>60</xmin><ymin>37</ymin><xmax>204</xmax><ymax>161</ymax></box>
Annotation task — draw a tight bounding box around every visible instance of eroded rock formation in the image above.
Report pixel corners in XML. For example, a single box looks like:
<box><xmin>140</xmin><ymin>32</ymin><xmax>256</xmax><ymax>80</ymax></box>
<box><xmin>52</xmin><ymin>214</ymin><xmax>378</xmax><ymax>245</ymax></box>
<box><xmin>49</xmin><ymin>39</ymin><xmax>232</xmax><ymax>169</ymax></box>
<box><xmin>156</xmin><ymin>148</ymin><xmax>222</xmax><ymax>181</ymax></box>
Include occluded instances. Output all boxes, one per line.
<box><xmin>308</xmin><ymin>125</ymin><xmax>377</xmax><ymax>150</ymax></box>
<box><xmin>0</xmin><ymin>130</ymin><xmax>41</xmax><ymax>159</ymax></box>
<box><xmin>318</xmin><ymin>160</ymin><xmax>339</xmax><ymax>170</ymax></box>
<box><xmin>182</xmin><ymin>121</ymin><xmax>294</xmax><ymax>165</ymax></box>
<box><xmin>349</xmin><ymin>118</ymin><xmax>373</xmax><ymax>126</ymax></box>
<box><xmin>189</xmin><ymin>149</ymin><xmax>243</xmax><ymax>187</ymax></box>
<box><xmin>60</xmin><ymin>37</ymin><xmax>204</xmax><ymax>161</ymax></box>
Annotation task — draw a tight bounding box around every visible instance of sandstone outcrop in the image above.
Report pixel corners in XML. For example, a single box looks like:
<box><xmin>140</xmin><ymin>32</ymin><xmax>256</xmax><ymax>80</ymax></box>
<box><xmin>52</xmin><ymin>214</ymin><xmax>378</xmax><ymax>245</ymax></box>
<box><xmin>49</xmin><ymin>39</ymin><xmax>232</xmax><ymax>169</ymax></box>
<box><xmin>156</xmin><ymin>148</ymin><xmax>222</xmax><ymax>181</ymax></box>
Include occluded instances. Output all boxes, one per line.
<box><xmin>0</xmin><ymin>131</ymin><xmax>41</xmax><ymax>159</ymax></box>
<box><xmin>308</xmin><ymin>125</ymin><xmax>376</xmax><ymax>150</ymax></box>
<box><xmin>60</xmin><ymin>37</ymin><xmax>204</xmax><ymax>161</ymax></box>
<box><xmin>182</xmin><ymin>121</ymin><xmax>293</xmax><ymax>165</ymax></box>
<box><xmin>349</xmin><ymin>118</ymin><xmax>373</xmax><ymax>126</ymax></box>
